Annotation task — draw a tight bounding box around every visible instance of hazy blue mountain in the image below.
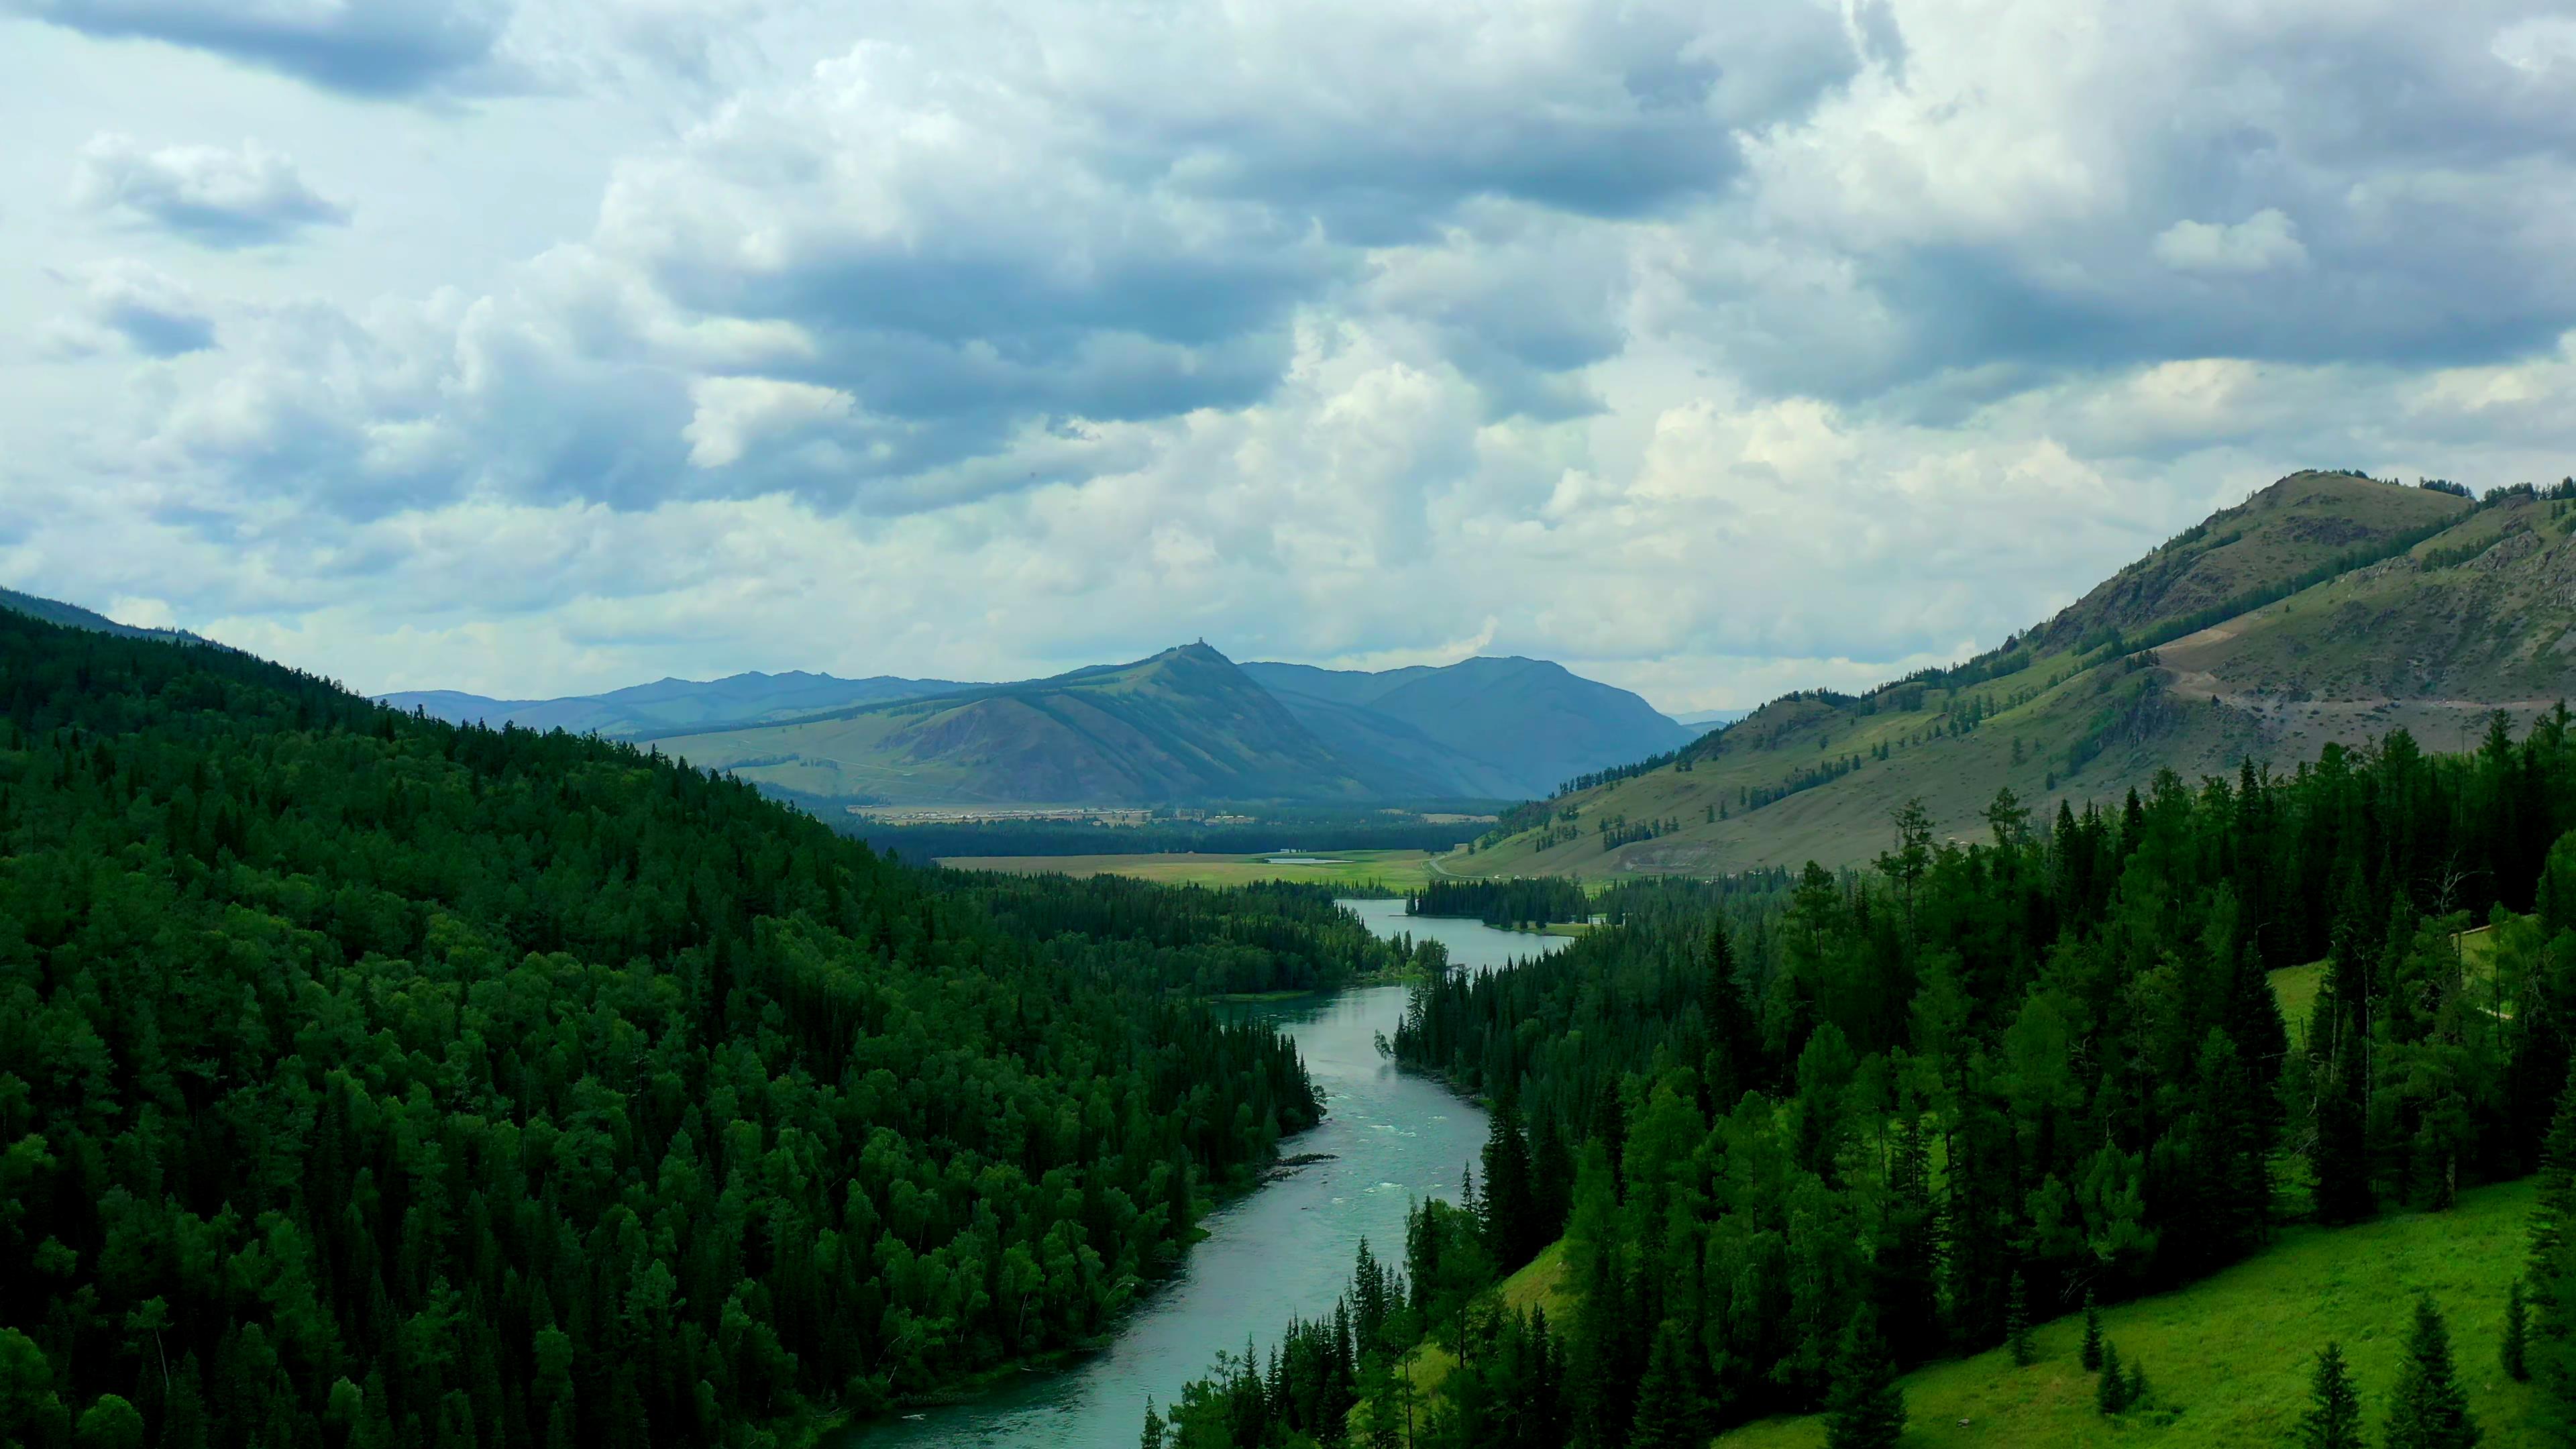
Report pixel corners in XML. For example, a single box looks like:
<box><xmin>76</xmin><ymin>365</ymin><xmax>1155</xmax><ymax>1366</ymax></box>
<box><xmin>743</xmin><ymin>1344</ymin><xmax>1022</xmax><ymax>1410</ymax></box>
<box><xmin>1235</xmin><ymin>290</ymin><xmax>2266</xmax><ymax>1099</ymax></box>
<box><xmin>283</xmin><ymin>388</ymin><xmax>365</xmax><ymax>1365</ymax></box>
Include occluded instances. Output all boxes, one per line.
<box><xmin>1251</xmin><ymin>687</ymin><xmax>1529</xmax><ymax>800</ymax></box>
<box><xmin>645</xmin><ymin>644</ymin><xmax>1401</xmax><ymax>805</ymax></box>
<box><xmin>1670</xmin><ymin>708</ymin><xmax>1752</xmax><ymax>730</ymax></box>
<box><xmin>378</xmin><ymin>647</ymin><xmax>1693</xmax><ymax>806</ymax></box>
<box><xmin>1242</xmin><ymin>655</ymin><xmax>1694</xmax><ymax>798</ymax></box>
<box><xmin>378</xmin><ymin>670</ymin><xmax>966</xmax><ymax>738</ymax></box>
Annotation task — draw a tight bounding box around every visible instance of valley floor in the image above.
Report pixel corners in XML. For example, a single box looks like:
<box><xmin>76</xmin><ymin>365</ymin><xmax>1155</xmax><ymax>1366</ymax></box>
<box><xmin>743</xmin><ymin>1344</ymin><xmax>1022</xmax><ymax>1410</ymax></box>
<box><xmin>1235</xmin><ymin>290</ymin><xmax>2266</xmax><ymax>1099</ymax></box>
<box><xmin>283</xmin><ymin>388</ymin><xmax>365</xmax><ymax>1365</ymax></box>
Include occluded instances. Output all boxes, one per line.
<box><xmin>934</xmin><ymin>848</ymin><xmax>1440</xmax><ymax>890</ymax></box>
<box><xmin>1715</xmin><ymin>1177</ymin><xmax>2554</xmax><ymax>1448</ymax></box>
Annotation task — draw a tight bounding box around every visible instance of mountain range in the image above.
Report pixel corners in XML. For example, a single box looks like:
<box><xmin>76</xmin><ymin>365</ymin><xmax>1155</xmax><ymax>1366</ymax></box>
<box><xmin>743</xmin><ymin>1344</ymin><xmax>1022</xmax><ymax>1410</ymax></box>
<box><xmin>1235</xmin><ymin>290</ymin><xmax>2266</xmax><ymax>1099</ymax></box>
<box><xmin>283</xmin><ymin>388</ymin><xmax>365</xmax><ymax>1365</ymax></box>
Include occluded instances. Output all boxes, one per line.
<box><xmin>378</xmin><ymin>671</ymin><xmax>967</xmax><ymax>739</ymax></box>
<box><xmin>630</xmin><ymin>646</ymin><xmax>1693</xmax><ymax>806</ymax></box>
<box><xmin>1455</xmin><ymin>470</ymin><xmax>2576</xmax><ymax>876</ymax></box>
<box><xmin>356</xmin><ymin>647</ymin><xmax>1692</xmax><ymax>806</ymax></box>
<box><xmin>46</xmin><ymin>466</ymin><xmax>2550</xmax><ymax>848</ymax></box>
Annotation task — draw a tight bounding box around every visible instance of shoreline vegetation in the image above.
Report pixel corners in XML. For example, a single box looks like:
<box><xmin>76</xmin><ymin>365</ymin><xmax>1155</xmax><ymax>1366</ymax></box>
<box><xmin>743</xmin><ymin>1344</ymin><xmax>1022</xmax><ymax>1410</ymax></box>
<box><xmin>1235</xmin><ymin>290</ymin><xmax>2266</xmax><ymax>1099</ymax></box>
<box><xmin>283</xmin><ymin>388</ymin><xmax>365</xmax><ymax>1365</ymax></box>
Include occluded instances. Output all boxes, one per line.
<box><xmin>1150</xmin><ymin>713</ymin><xmax>2576</xmax><ymax>1446</ymax></box>
<box><xmin>792</xmin><ymin>1131</ymin><xmax>1326</xmax><ymax>1447</ymax></box>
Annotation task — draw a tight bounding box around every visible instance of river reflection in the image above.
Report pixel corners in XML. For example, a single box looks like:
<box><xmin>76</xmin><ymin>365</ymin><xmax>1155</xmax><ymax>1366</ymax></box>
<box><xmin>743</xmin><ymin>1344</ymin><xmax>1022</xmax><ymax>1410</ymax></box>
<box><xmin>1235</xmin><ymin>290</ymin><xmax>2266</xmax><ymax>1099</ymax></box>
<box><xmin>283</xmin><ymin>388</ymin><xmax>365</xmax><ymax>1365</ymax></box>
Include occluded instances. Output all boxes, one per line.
<box><xmin>841</xmin><ymin>901</ymin><xmax>1562</xmax><ymax>1449</ymax></box>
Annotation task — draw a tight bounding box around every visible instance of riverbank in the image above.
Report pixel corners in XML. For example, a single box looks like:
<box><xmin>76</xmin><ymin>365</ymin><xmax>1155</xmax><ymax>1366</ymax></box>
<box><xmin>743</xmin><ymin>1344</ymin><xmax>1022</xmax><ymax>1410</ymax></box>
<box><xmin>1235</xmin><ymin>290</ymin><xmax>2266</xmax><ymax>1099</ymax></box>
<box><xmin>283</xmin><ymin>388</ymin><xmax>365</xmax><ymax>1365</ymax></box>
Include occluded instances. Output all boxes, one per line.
<box><xmin>833</xmin><ymin>905</ymin><xmax>1564</xmax><ymax>1449</ymax></box>
<box><xmin>793</xmin><ymin>1116</ymin><xmax>1336</xmax><ymax>1446</ymax></box>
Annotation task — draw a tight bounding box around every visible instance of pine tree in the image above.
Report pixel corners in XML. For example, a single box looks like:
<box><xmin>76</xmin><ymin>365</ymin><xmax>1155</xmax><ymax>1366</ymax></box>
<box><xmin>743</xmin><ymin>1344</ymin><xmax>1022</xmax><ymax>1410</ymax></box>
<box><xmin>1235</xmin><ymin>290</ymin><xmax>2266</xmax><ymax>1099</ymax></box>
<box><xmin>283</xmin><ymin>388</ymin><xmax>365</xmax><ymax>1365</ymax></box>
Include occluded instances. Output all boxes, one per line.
<box><xmin>2383</xmin><ymin>1297</ymin><xmax>2479</xmax><ymax>1449</ymax></box>
<box><xmin>2311</xmin><ymin>937</ymin><xmax>2378</xmax><ymax>1225</ymax></box>
<box><xmin>1481</xmin><ymin>1091</ymin><xmax>1538</xmax><ymax>1272</ymax></box>
<box><xmin>2504</xmin><ymin>1279</ymin><xmax>2529</xmax><ymax>1383</ymax></box>
<box><xmin>1874</xmin><ymin>1106</ymin><xmax>1943</xmax><ymax>1363</ymax></box>
<box><xmin>2005</xmin><ymin>1271</ymin><xmax>2035</xmax><ymax>1366</ymax></box>
<box><xmin>1822</xmin><ymin>1305</ymin><xmax>1906</xmax><ymax>1449</ymax></box>
<box><xmin>2299</xmin><ymin>1343</ymin><xmax>2365</xmax><ymax>1449</ymax></box>
<box><xmin>2095</xmin><ymin>1341</ymin><xmax>2128</xmax><ymax>1415</ymax></box>
<box><xmin>1703</xmin><ymin>922</ymin><xmax>1759</xmax><ymax>1104</ymax></box>
<box><xmin>1138</xmin><ymin>1398</ymin><xmax>1165</xmax><ymax>1449</ymax></box>
<box><xmin>1629</xmin><ymin>1320</ymin><xmax>1701</xmax><ymax>1449</ymax></box>
<box><xmin>2079</xmin><ymin>1292</ymin><xmax>2102</xmax><ymax>1371</ymax></box>
<box><xmin>2126</xmin><ymin>1355</ymin><xmax>2149</xmax><ymax>1411</ymax></box>
<box><xmin>1528</xmin><ymin>1112</ymin><xmax>1574</xmax><ymax>1245</ymax></box>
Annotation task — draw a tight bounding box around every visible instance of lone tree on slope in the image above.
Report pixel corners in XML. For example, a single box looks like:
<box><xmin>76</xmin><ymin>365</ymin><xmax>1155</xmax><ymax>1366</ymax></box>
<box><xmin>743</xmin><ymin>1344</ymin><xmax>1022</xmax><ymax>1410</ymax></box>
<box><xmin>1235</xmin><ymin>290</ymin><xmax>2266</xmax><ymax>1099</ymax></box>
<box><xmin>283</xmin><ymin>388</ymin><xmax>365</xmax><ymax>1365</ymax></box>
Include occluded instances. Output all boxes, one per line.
<box><xmin>2383</xmin><ymin>1297</ymin><xmax>2480</xmax><ymax>1449</ymax></box>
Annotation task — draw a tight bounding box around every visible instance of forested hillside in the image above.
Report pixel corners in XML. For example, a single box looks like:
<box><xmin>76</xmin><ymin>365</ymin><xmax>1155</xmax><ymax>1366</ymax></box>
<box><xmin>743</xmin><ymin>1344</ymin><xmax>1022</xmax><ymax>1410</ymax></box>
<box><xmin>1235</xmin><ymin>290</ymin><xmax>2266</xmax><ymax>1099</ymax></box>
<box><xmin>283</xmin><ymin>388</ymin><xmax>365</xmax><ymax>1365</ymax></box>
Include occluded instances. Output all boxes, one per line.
<box><xmin>0</xmin><ymin>586</ymin><xmax>211</xmax><ymax>648</ymax></box>
<box><xmin>1157</xmin><ymin>714</ymin><xmax>2576</xmax><ymax>1445</ymax></box>
<box><xmin>0</xmin><ymin>612</ymin><xmax>1367</xmax><ymax>1448</ymax></box>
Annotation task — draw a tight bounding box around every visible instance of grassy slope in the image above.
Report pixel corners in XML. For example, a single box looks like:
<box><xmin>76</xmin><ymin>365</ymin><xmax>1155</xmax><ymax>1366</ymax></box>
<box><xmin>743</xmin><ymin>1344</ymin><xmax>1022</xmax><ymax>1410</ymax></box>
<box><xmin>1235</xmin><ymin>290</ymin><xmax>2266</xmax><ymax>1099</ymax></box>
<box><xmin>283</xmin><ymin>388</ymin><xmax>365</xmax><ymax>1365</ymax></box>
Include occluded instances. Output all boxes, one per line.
<box><xmin>1714</xmin><ymin>1179</ymin><xmax>2555</xmax><ymax>1448</ymax></box>
<box><xmin>1450</xmin><ymin>474</ymin><xmax>2572</xmax><ymax>880</ymax></box>
<box><xmin>1373</xmin><ymin>922</ymin><xmax>2553</xmax><ymax>1445</ymax></box>
<box><xmin>1386</xmin><ymin>1241</ymin><xmax>1578</xmax><ymax>1407</ymax></box>
<box><xmin>934</xmin><ymin>848</ymin><xmax>1442</xmax><ymax>891</ymax></box>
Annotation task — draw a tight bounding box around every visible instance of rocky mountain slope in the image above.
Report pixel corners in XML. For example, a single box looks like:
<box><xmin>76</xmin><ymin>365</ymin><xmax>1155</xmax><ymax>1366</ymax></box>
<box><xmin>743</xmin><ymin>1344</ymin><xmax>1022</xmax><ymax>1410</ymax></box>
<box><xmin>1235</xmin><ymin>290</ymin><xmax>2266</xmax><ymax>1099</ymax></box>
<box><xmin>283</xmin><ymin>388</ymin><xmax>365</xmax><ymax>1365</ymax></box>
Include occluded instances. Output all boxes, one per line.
<box><xmin>1455</xmin><ymin>471</ymin><xmax>2572</xmax><ymax>877</ymax></box>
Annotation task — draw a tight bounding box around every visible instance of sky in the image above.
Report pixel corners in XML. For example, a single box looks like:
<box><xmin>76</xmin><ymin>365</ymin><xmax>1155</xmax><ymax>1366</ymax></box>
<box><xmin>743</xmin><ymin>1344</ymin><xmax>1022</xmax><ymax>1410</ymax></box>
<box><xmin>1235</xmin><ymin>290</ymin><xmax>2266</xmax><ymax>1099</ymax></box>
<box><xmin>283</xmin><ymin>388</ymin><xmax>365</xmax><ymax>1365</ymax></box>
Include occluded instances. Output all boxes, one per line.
<box><xmin>4</xmin><ymin>1</ymin><xmax>2575</xmax><ymax>712</ymax></box>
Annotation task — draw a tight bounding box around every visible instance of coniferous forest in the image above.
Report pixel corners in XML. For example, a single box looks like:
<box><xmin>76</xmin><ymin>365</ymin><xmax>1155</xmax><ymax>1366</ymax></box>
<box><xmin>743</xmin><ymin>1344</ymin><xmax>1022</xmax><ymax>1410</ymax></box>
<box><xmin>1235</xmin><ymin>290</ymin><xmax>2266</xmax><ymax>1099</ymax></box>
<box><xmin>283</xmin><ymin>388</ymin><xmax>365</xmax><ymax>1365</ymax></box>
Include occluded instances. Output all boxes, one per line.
<box><xmin>1404</xmin><ymin>879</ymin><xmax>1591</xmax><ymax>930</ymax></box>
<box><xmin>0</xmin><ymin>610</ymin><xmax>1394</xmax><ymax>1448</ymax></box>
<box><xmin>1159</xmin><ymin>715</ymin><xmax>2576</xmax><ymax>1445</ymax></box>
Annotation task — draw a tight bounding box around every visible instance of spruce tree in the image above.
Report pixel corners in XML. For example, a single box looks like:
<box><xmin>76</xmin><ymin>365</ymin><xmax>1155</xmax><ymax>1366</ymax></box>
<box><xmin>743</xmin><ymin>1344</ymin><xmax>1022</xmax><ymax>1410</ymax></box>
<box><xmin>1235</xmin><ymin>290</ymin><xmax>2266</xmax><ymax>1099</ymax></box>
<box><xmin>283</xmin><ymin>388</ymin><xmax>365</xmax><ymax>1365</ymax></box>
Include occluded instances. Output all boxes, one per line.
<box><xmin>1528</xmin><ymin>1113</ymin><xmax>1574</xmax><ymax>1245</ymax></box>
<box><xmin>1822</xmin><ymin>1305</ymin><xmax>1905</xmax><ymax>1449</ymax></box>
<box><xmin>2504</xmin><ymin>1279</ymin><xmax>2529</xmax><ymax>1383</ymax></box>
<box><xmin>2299</xmin><ymin>1343</ymin><xmax>2365</xmax><ymax>1449</ymax></box>
<box><xmin>2126</xmin><ymin>1355</ymin><xmax>2149</xmax><ymax>1412</ymax></box>
<box><xmin>1480</xmin><ymin>1092</ymin><xmax>1538</xmax><ymax>1271</ymax></box>
<box><xmin>1138</xmin><ymin>1399</ymin><xmax>1165</xmax><ymax>1449</ymax></box>
<box><xmin>2226</xmin><ymin>938</ymin><xmax>2292</xmax><ymax>1086</ymax></box>
<box><xmin>1628</xmin><ymin>1320</ymin><xmax>1701</xmax><ymax>1449</ymax></box>
<box><xmin>2095</xmin><ymin>1341</ymin><xmax>2127</xmax><ymax>1415</ymax></box>
<box><xmin>2311</xmin><ymin>937</ymin><xmax>2379</xmax><ymax>1225</ymax></box>
<box><xmin>1876</xmin><ymin>1108</ymin><xmax>1942</xmax><ymax>1363</ymax></box>
<box><xmin>2004</xmin><ymin>1271</ymin><xmax>2035</xmax><ymax>1367</ymax></box>
<box><xmin>2383</xmin><ymin>1297</ymin><xmax>2479</xmax><ymax>1449</ymax></box>
<box><xmin>1704</xmin><ymin>922</ymin><xmax>1759</xmax><ymax>1104</ymax></box>
<box><xmin>2079</xmin><ymin>1292</ymin><xmax>2102</xmax><ymax>1371</ymax></box>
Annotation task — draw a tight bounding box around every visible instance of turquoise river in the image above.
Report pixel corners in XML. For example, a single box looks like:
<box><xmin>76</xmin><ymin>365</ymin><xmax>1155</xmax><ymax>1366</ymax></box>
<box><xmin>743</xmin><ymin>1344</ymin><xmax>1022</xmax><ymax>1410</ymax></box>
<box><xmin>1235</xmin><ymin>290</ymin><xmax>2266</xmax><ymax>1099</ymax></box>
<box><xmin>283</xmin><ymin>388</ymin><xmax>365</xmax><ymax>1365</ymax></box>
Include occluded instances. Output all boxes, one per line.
<box><xmin>839</xmin><ymin>898</ymin><xmax>1567</xmax><ymax>1448</ymax></box>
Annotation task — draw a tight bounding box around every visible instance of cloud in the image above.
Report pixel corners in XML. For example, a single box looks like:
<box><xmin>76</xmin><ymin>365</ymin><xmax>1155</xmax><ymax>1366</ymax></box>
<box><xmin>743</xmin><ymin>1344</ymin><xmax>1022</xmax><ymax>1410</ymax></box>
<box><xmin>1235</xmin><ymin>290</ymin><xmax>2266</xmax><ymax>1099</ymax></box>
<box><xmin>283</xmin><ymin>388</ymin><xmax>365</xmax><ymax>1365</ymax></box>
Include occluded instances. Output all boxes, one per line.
<box><xmin>46</xmin><ymin>260</ymin><xmax>217</xmax><ymax>356</ymax></box>
<box><xmin>683</xmin><ymin>376</ymin><xmax>854</xmax><ymax>468</ymax></box>
<box><xmin>72</xmin><ymin>133</ymin><xmax>348</xmax><ymax>247</ymax></box>
<box><xmin>8</xmin><ymin>0</ymin><xmax>517</xmax><ymax>97</ymax></box>
<box><xmin>2153</xmin><ymin>209</ymin><xmax>2308</xmax><ymax>274</ymax></box>
<box><xmin>11</xmin><ymin>0</ymin><xmax>2576</xmax><ymax>713</ymax></box>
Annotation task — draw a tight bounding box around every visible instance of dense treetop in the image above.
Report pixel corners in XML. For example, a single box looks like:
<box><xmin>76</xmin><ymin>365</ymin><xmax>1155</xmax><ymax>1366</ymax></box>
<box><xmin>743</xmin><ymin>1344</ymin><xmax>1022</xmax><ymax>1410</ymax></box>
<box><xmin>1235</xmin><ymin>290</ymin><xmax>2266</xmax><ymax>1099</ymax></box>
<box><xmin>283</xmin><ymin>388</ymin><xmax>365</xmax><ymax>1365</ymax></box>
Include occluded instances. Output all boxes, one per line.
<box><xmin>0</xmin><ymin>612</ymin><xmax>1385</xmax><ymax>1449</ymax></box>
<box><xmin>1368</xmin><ymin>715</ymin><xmax>2576</xmax><ymax>1441</ymax></box>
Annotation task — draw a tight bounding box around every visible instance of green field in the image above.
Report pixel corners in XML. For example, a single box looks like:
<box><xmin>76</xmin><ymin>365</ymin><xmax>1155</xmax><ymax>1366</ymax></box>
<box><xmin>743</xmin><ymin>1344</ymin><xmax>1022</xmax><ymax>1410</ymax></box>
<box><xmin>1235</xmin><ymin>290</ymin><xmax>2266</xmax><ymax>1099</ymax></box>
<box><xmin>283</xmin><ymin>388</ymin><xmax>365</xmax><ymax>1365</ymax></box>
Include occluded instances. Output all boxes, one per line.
<box><xmin>1714</xmin><ymin>1178</ymin><xmax>2554</xmax><ymax>1448</ymax></box>
<box><xmin>936</xmin><ymin>848</ymin><xmax>1440</xmax><ymax>890</ymax></box>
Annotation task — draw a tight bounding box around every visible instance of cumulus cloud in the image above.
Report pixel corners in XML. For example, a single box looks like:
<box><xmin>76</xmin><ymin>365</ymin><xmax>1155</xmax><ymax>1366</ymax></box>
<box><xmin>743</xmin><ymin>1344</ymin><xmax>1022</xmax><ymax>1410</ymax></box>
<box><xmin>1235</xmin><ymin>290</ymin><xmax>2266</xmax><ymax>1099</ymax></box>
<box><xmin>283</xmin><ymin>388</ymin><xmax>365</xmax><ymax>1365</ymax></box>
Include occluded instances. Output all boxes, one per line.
<box><xmin>2153</xmin><ymin>210</ymin><xmax>2308</xmax><ymax>274</ymax></box>
<box><xmin>683</xmin><ymin>376</ymin><xmax>854</xmax><ymax>468</ymax></box>
<box><xmin>72</xmin><ymin>133</ymin><xmax>348</xmax><ymax>247</ymax></box>
<box><xmin>44</xmin><ymin>260</ymin><xmax>217</xmax><ymax>356</ymax></box>
<box><xmin>7</xmin><ymin>0</ymin><xmax>517</xmax><ymax>97</ymax></box>
<box><xmin>9</xmin><ymin>0</ymin><xmax>2576</xmax><ymax>711</ymax></box>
